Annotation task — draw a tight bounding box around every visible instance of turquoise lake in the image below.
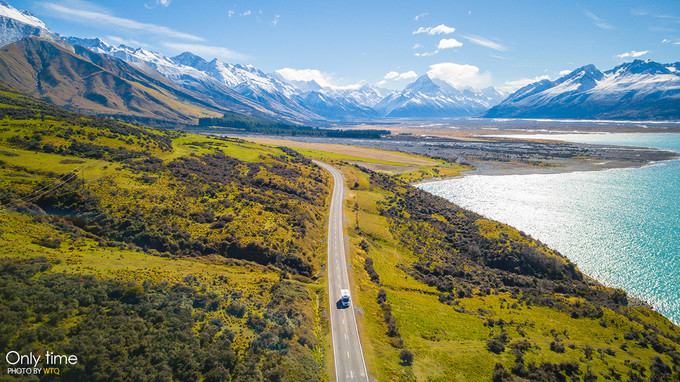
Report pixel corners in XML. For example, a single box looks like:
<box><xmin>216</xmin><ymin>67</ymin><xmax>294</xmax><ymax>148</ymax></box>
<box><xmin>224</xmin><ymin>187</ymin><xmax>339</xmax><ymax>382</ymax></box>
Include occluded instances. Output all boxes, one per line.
<box><xmin>418</xmin><ymin>133</ymin><xmax>680</xmax><ymax>325</ymax></box>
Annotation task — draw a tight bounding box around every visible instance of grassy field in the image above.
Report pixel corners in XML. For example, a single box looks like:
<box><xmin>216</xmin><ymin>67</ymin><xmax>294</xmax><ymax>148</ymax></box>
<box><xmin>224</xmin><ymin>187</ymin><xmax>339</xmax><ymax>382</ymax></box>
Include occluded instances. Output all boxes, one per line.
<box><xmin>243</xmin><ymin>136</ymin><xmax>472</xmax><ymax>183</ymax></box>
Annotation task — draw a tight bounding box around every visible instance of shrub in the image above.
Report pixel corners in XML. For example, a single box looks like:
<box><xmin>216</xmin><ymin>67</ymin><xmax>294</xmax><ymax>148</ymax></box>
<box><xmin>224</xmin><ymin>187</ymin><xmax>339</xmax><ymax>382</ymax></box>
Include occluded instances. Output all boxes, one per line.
<box><xmin>487</xmin><ymin>339</ymin><xmax>505</xmax><ymax>354</ymax></box>
<box><xmin>550</xmin><ymin>340</ymin><xmax>565</xmax><ymax>353</ymax></box>
<box><xmin>364</xmin><ymin>257</ymin><xmax>380</xmax><ymax>284</ymax></box>
<box><xmin>492</xmin><ymin>363</ymin><xmax>513</xmax><ymax>382</ymax></box>
<box><xmin>399</xmin><ymin>349</ymin><xmax>414</xmax><ymax>366</ymax></box>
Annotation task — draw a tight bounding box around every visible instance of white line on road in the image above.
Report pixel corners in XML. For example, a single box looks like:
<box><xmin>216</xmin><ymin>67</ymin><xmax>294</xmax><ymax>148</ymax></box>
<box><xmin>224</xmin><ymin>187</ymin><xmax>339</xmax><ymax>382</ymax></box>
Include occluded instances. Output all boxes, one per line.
<box><xmin>314</xmin><ymin>160</ymin><xmax>369</xmax><ymax>382</ymax></box>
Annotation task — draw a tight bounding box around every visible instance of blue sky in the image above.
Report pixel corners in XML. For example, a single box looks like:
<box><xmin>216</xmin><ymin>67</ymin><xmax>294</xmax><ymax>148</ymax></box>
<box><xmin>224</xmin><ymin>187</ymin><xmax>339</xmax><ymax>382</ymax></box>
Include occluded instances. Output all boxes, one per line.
<box><xmin>10</xmin><ymin>0</ymin><xmax>680</xmax><ymax>91</ymax></box>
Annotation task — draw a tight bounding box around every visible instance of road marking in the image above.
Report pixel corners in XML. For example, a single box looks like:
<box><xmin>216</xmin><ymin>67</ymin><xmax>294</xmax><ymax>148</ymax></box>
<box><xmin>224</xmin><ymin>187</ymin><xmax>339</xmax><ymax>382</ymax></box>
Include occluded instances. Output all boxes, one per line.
<box><xmin>314</xmin><ymin>161</ymin><xmax>369</xmax><ymax>382</ymax></box>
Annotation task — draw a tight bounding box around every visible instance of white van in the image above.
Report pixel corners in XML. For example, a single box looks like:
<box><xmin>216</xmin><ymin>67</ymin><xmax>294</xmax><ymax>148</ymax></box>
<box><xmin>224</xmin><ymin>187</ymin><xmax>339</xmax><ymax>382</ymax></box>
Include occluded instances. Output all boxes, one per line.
<box><xmin>340</xmin><ymin>289</ymin><xmax>350</xmax><ymax>307</ymax></box>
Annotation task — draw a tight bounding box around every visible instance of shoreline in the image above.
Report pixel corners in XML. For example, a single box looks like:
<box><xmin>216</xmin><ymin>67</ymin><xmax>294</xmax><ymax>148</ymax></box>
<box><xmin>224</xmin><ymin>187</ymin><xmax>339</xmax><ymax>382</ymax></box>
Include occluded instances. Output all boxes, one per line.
<box><xmin>415</xmin><ymin>152</ymin><xmax>679</xmax><ymax>185</ymax></box>
<box><xmin>413</xmin><ymin>139</ymin><xmax>680</xmax><ymax>325</ymax></box>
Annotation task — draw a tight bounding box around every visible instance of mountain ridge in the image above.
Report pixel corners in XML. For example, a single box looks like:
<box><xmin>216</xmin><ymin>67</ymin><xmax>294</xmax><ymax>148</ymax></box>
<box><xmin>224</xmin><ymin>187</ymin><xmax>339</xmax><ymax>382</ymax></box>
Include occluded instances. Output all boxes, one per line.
<box><xmin>375</xmin><ymin>73</ymin><xmax>506</xmax><ymax>118</ymax></box>
<box><xmin>485</xmin><ymin>59</ymin><xmax>680</xmax><ymax>120</ymax></box>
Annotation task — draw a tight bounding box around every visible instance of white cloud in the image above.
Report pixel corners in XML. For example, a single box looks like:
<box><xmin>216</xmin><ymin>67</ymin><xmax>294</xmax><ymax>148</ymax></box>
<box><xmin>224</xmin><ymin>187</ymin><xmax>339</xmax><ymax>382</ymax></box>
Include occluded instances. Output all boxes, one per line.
<box><xmin>105</xmin><ymin>35</ymin><xmax>152</xmax><ymax>49</ymax></box>
<box><xmin>273</xmin><ymin>14</ymin><xmax>280</xmax><ymax>26</ymax></box>
<box><xmin>42</xmin><ymin>3</ymin><xmax>203</xmax><ymax>41</ymax></box>
<box><xmin>462</xmin><ymin>35</ymin><xmax>508</xmax><ymax>52</ymax></box>
<box><xmin>616</xmin><ymin>50</ymin><xmax>649</xmax><ymax>59</ymax></box>
<box><xmin>437</xmin><ymin>38</ymin><xmax>463</xmax><ymax>49</ymax></box>
<box><xmin>413</xmin><ymin>24</ymin><xmax>456</xmax><ymax>35</ymax></box>
<box><xmin>384</xmin><ymin>71</ymin><xmax>417</xmax><ymax>81</ymax></box>
<box><xmin>228</xmin><ymin>10</ymin><xmax>234</xmax><ymax>17</ymax></box>
<box><xmin>242</xmin><ymin>10</ymin><xmax>251</xmax><ymax>16</ymax></box>
<box><xmin>585</xmin><ymin>11</ymin><xmax>615</xmax><ymax>29</ymax></box>
<box><xmin>412</xmin><ymin>43</ymin><xmax>423</xmax><ymax>49</ymax></box>
<box><xmin>503</xmin><ymin>75</ymin><xmax>551</xmax><ymax>91</ymax></box>
<box><xmin>274</xmin><ymin>68</ymin><xmax>364</xmax><ymax>89</ymax></box>
<box><xmin>274</xmin><ymin>68</ymin><xmax>334</xmax><ymax>87</ymax></box>
<box><xmin>414</xmin><ymin>50</ymin><xmax>439</xmax><ymax>57</ymax></box>
<box><xmin>559</xmin><ymin>70</ymin><xmax>572</xmax><ymax>76</ymax></box>
<box><xmin>414</xmin><ymin>12</ymin><xmax>428</xmax><ymax>21</ymax></box>
<box><xmin>144</xmin><ymin>0</ymin><xmax>171</xmax><ymax>9</ymax></box>
<box><xmin>427</xmin><ymin>62</ymin><xmax>492</xmax><ymax>89</ymax></box>
<box><xmin>490</xmin><ymin>54</ymin><xmax>511</xmax><ymax>60</ymax></box>
<box><xmin>161</xmin><ymin>42</ymin><xmax>246</xmax><ymax>61</ymax></box>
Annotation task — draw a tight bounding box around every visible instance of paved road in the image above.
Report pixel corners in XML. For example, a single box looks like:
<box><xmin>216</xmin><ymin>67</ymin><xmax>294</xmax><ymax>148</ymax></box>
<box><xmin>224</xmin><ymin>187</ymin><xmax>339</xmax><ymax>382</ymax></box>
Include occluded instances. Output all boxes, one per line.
<box><xmin>314</xmin><ymin>160</ymin><xmax>369</xmax><ymax>382</ymax></box>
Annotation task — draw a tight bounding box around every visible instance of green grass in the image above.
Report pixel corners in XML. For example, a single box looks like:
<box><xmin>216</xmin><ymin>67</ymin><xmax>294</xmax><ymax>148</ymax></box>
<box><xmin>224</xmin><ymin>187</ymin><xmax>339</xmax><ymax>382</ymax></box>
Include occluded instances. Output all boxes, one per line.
<box><xmin>331</xmin><ymin>162</ymin><xmax>680</xmax><ymax>382</ymax></box>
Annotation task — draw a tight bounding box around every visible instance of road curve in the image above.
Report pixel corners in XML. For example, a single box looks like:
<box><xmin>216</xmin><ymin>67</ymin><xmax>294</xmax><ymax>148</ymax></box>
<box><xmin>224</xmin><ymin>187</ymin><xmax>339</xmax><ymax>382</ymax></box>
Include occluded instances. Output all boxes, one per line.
<box><xmin>314</xmin><ymin>160</ymin><xmax>369</xmax><ymax>382</ymax></box>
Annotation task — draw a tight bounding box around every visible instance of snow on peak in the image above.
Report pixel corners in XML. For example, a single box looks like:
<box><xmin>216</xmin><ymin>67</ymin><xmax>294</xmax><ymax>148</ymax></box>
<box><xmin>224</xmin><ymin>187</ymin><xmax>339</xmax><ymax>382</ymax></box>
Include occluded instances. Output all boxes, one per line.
<box><xmin>0</xmin><ymin>1</ymin><xmax>47</xmax><ymax>29</ymax></box>
<box><xmin>172</xmin><ymin>51</ymin><xmax>209</xmax><ymax>69</ymax></box>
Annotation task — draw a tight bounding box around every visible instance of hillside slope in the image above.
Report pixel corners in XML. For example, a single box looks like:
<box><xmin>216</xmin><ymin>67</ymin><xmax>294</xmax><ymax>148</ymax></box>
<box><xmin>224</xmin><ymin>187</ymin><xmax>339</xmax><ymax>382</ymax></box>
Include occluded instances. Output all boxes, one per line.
<box><xmin>0</xmin><ymin>87</ymin><xmax>331</xmax><ymax>380</ymax></box>
<box><xmin>0</xmin><ymin>36</ymin><xmax>281</xmax><ymax>125</ymax></box>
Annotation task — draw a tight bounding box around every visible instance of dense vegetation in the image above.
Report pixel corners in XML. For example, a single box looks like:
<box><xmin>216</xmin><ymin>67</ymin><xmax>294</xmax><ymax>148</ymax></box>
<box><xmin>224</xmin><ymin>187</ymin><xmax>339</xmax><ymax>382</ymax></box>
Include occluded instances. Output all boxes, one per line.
<box><xmin>0</xmin><ymin>88</ymin><xmax>329</xmax><ymax>380</ymax></box>
<box><xmin>198</xmin><ymin>113</ymin><xmax>391</xmax><ymax>139</ymax></box>
<box><xmin>0</xmin><ymin>89</ymin><xmax>330</xmax><ymax>276</ymax></box>
<box><xmin>0</xmin><ymin>257</ymin><xmax>322</xmax><ymax>381</ymax></box>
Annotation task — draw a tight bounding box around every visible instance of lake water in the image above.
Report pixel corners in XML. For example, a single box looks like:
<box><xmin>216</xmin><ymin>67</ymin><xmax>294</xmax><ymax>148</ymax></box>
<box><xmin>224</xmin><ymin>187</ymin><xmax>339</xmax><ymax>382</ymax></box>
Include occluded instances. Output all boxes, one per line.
<box><xmin>418</xmin><ymin>133</ymin><xmax>680</xmax><ymax>325</ymax></box>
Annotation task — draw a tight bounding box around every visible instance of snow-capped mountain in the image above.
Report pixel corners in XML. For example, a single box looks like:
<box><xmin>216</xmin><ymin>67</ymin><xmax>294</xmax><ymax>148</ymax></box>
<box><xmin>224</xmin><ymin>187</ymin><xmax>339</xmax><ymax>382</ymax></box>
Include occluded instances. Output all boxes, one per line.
<box><xmin>484</xmin><ymin>60</ymin><xmax>680</xmax><ymax>120</ymax></box>
<box><xmin>375</xmin><ymin>74</ymin><xmax>505</xmax><ymax>118</ymax></box>
<box><xmin>64</xmin><ymin>37</ymin><xmax>322</xmax><ymax>123</ymax></box>
<box><xmin>0</xmin><ymin>1</ymin><xmax>69</xmax><ymax>49</ymax></box>
<box><xmin>3</xmin><ymin>3</ymin><xmax>505</xmax><ymax>124</ymax></box>
<box><xmin>171</xmin><ymin>52</ymin><xmax>327</xmax><ymax>121</ymax></box>
<box><xmin>64</xmin><ymin>39</ymin><xmax>323</xmax><ymax>122</ymax></box>
<box><xmin>63</xmin><ymin>36</ymin><xmax>507</xmax><ymax>122</ymax></box>
<box><xmin>278</xmin><ymin>81</ymin><xmax>393</xmax><ymax>119</ymax></box>
<box><xmin>291</xmin><ymin>89</ymin><xmax>378</xmax><ymax>120</ymax></box>
<box><xmin>65</xmin><ymin>38</ymin><xmax>393</xmax><ymax>122</ymax></box>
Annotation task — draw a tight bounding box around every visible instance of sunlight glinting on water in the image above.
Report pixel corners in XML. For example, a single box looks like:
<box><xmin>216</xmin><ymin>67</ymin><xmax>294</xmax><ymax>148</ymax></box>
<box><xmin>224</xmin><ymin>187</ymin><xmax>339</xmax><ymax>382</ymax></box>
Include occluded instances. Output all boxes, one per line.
<box><xmin>419</xmin><ymin>134</ymin><xmax>680</xmax><ymax>324</ymax></box>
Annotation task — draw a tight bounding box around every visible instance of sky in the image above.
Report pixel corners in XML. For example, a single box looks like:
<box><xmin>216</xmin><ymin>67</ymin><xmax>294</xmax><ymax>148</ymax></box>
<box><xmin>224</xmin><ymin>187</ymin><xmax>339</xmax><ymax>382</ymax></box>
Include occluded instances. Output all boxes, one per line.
<box><xmin>9</xmin><ymin>0</ymin><xmax>680</xmax><ymax>92</ymax></box>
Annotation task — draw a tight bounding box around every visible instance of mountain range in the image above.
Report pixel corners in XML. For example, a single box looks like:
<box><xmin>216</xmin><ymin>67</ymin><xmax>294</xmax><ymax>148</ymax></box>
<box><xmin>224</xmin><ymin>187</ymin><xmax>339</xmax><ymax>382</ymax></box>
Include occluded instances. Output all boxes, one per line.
<box><xmin>484</xmin><ymin>61</ymin><xmax>680</xmax><ymax>120</ymax></box>
<box><xmin>0</xmin><ymin>1</ymin><xmax>679</xmax><ymax>124</ymax></box>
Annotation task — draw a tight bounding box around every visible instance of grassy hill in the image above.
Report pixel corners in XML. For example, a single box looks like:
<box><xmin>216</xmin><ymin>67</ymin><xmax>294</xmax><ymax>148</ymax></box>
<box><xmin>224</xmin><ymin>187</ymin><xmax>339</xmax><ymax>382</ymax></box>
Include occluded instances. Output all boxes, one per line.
<box><xmin>1</xmin><ymin>86</ymin><xmax>679</xmax><ymax>381</ymax></box>
<box><xmin>0</xmin><ymin>87</ymin><xmax>331</xmax><ymax>380</ymax></box>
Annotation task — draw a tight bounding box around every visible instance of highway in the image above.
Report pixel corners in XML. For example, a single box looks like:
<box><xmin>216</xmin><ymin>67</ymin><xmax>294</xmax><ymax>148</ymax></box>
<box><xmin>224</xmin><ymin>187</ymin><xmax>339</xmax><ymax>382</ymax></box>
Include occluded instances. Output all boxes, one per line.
<box><xmin>313</xmin><ymin>160</ymin><xmax>369</xmax><ymax>382</ymax></box>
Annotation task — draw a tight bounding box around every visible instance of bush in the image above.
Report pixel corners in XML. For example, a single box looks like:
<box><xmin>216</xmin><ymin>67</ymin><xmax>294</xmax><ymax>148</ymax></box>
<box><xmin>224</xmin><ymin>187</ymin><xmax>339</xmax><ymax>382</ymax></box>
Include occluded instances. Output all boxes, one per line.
<box><xmin>377</xmin><ymin>288</ymin><xmax>387</xmax><ymax>305</ymax></box>
<box><xmin>364</xmin><ymin>257</ymin><xmax>380</xmax><ymax>284</ymax></box>
<box><xmin>492</xmin><ymin>363</ymin><xmax>513</xmax><ymax>382</ymax></box>
<box><xmin>487</xmin><ymin>339</ymin><xmax>505</xmax><ymax>354</ymax></box>
<box><xmin>550</xmin><ymin>340</ymin><xmax>565</xmax><ymax>353</ymax></box>
<box><xmin>399</xmin><ymin>349</ymin><xmax>414</xmax><ymax>366</ymax></box>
